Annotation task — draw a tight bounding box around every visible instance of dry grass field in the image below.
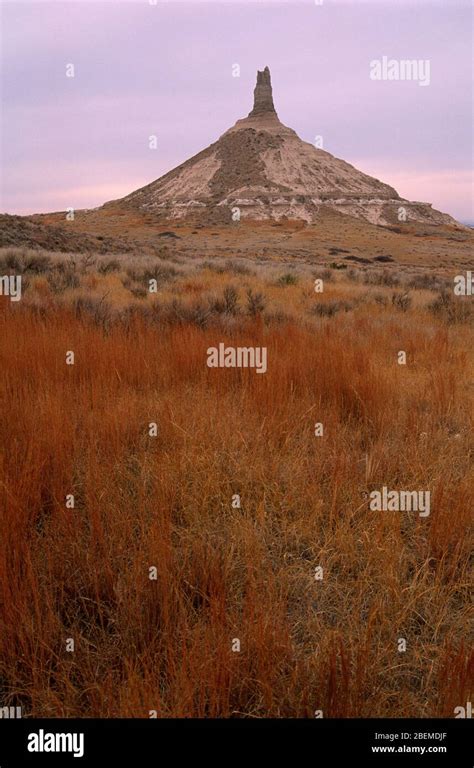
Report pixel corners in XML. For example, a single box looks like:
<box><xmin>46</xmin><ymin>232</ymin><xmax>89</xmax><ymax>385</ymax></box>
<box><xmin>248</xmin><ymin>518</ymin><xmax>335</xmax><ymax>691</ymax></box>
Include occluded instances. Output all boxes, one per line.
<box><xmin>0</xmin><ymin>248</ymin><xmax>472</xmax><ymax>717</ymax></box>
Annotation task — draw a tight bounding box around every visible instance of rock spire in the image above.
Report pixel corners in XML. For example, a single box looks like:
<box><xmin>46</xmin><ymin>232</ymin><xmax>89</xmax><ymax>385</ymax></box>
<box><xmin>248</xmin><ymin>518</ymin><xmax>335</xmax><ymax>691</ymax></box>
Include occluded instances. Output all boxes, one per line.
<box><xmin>248</xmin><ymin>66</ymin><xmax>277</xmax><ymax>118</ymax></box>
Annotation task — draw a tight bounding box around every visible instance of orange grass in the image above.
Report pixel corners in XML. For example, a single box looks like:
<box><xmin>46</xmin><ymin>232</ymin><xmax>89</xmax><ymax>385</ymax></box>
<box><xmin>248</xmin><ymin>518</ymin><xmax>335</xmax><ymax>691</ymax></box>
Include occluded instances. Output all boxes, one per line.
<box><xmin>0</xmin><ymin>284</ymin><xmax>472</xmax><ymax>717</ymax></box>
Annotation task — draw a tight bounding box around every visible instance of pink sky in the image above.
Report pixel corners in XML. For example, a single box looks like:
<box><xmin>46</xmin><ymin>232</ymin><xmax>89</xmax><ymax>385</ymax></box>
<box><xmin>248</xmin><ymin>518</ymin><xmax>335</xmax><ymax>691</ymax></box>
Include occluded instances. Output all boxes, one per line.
<box><xmin>1</xmin><ymin>0</ymin><xmax>472</xmax><ymax>221</ymax></box>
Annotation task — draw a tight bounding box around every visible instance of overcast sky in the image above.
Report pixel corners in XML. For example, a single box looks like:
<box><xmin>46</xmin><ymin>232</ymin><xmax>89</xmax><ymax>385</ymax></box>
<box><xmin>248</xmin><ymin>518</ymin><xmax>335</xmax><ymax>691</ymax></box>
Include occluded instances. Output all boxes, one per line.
<box><xmin>1</xmin><ymin>0</ymin><xmax>472</xmax><ymax>221</ymax></box>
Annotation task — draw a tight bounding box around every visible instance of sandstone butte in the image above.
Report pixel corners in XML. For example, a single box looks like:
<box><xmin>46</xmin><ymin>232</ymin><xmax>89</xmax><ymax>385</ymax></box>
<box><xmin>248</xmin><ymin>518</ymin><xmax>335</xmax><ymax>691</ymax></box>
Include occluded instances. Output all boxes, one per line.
<box><xmin>102</xmin><ymin>66</ymin><xmax>463</xmax><ymax>229</ymax></box>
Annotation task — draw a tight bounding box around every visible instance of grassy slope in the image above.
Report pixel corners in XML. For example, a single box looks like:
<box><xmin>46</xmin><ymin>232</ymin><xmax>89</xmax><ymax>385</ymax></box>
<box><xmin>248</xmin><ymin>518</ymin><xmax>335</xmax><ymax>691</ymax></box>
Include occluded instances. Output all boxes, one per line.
<box><xmin>0</xmin><ymin>255</ymin><xmax>472</xmax><ymax>717</ymax></box>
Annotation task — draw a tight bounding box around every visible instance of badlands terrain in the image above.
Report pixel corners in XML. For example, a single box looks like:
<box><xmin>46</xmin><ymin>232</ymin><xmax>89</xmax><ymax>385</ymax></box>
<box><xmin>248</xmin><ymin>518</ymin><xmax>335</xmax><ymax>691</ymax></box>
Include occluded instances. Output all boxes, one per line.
<box><xmin>1</xmin><ymin>67</ymin><xmax>471</xmax><ymax>275</ymax></box>
<box><xmin>0</xmin><ymin>69</ymin><xmax>472</xmax><ymax>719</ymax></box>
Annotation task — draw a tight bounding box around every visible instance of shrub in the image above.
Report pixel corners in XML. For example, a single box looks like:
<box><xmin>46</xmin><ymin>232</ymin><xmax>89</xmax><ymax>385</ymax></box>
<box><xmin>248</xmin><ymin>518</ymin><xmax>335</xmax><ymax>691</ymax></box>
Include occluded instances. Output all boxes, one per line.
<box><xmin>162</xmin><ymin>298</ymin><xmax>210</xmax><ymax>328</ymax></box>
<box><xmin>428</xmin><ymin>290</ymin><xmax>474</xmax><ymax>323</ymax></box>
<box><xmin>277</xmin><ymin>272</ymin><xmax>298</xmax><ymax>286</ymax></box>
<box><xmin>223</xmin><ymin>286</ymin><xmax>239</xmax><ymax>314</ymax></box>
<box><xmin>346</xmin><ymin>269</ymin><xmax>361</xmax><ymax>283</ymax></box>
<box><xmin>209</xmin><ymin>286</ymin><xmax>239</xmax><ymax>315</ymax></box>
<box><xmin>130</xmin><ymin>285</ymin><xmax>148</xmax><ymax>299</ymax></box>
<box><xmin>80</xmin><ymin>254</ymin><xmax>97</xmax><ymax>272</ymax></box>
<box><xmin>143</xmin><ymin>264</ymin><xmax>178</xmax><ymax>284</ymax></box>
<box><xmin>200</xmin><ymin>261</ymin><xmax>226</xmax><ymax>274</ymax></box>
<box><xmin>46</xmin><ymin>267</ymin><xmax>80</xmax><ymax>293</ymax></box>
<box><xmin>224</xmin><ymin>259</ymin><xmax>253</xmax><ymax>276</ymax></box>
<box><xmin>363</xmin><ymin>270</ymin><xmax>400</xmax><ymax>287</ymax></box>
<box><xmin>311</xmin><ymin>300</ymin><xmax>355</xmax><ymax>317</ymax></box>
<box><xmin>246</xmin><ymin>288</ymin><xmax>266</xmax><ymax>316</ymax></box>
<box><xmin>3</xmin><ymin>250</ymin><xmax>24</xmax><ymax>272</ymax></box>
<box><xmin>407</xmin><ymin>273</ymin><xmax>442</xmax><ymax>291</ymax></box>
<box><xmin>125</xmin><ymin>267</ymin><xmax>145</xmax><ymax>283</ymax></box>
<box><xmin>0</xmin><ymin>248</ymin><xmax>49</xmax><ymax>273</ymax></box>
<box><xmin>98</xmin><ymin>259</ymin><xmax>120</xmax><ymax>275</ymax></box>
<box><xmin>22</xmin><ymin>253</ymin><xmax>52</xmax><ymax>274</ymax></box>
<box><xmin>391</xmin><ymin>292</ymin><xmax>412</xmax><ymax>312</ymax></box>
<box><xmin>72</xmin><ymin>295</ymin><xmax>112</xmax><ymax>328</ymax></box>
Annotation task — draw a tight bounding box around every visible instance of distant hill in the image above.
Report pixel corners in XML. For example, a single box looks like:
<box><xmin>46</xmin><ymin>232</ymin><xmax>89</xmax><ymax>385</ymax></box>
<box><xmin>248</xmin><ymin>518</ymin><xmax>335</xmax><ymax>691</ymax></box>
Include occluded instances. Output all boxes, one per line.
<box><xmin>103</xmin><ymin>67</ymin><xmax>463</xmax><ymax>229</ymax></box>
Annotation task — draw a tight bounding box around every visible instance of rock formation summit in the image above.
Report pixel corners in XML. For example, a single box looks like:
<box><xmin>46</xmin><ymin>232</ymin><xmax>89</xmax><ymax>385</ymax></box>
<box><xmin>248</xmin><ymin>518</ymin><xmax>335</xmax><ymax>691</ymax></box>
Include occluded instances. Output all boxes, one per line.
<box><xmin>106</xmin><ymin>68</ymin><xmax>459</xmax><ymax>227</ymax></box>
<box><xmin>248</xmin><ymin>66</ymin><xmax>277</xmax><ymax>118</ymax></box>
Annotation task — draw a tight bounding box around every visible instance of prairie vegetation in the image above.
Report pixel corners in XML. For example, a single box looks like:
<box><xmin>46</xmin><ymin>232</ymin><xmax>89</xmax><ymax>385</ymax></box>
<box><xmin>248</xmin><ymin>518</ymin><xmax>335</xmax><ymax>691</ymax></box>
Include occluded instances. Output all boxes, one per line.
<box><xmin>0</xmin><ymin>247</ymin><xmax>472</xmax><ymax>717</ymax></box>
